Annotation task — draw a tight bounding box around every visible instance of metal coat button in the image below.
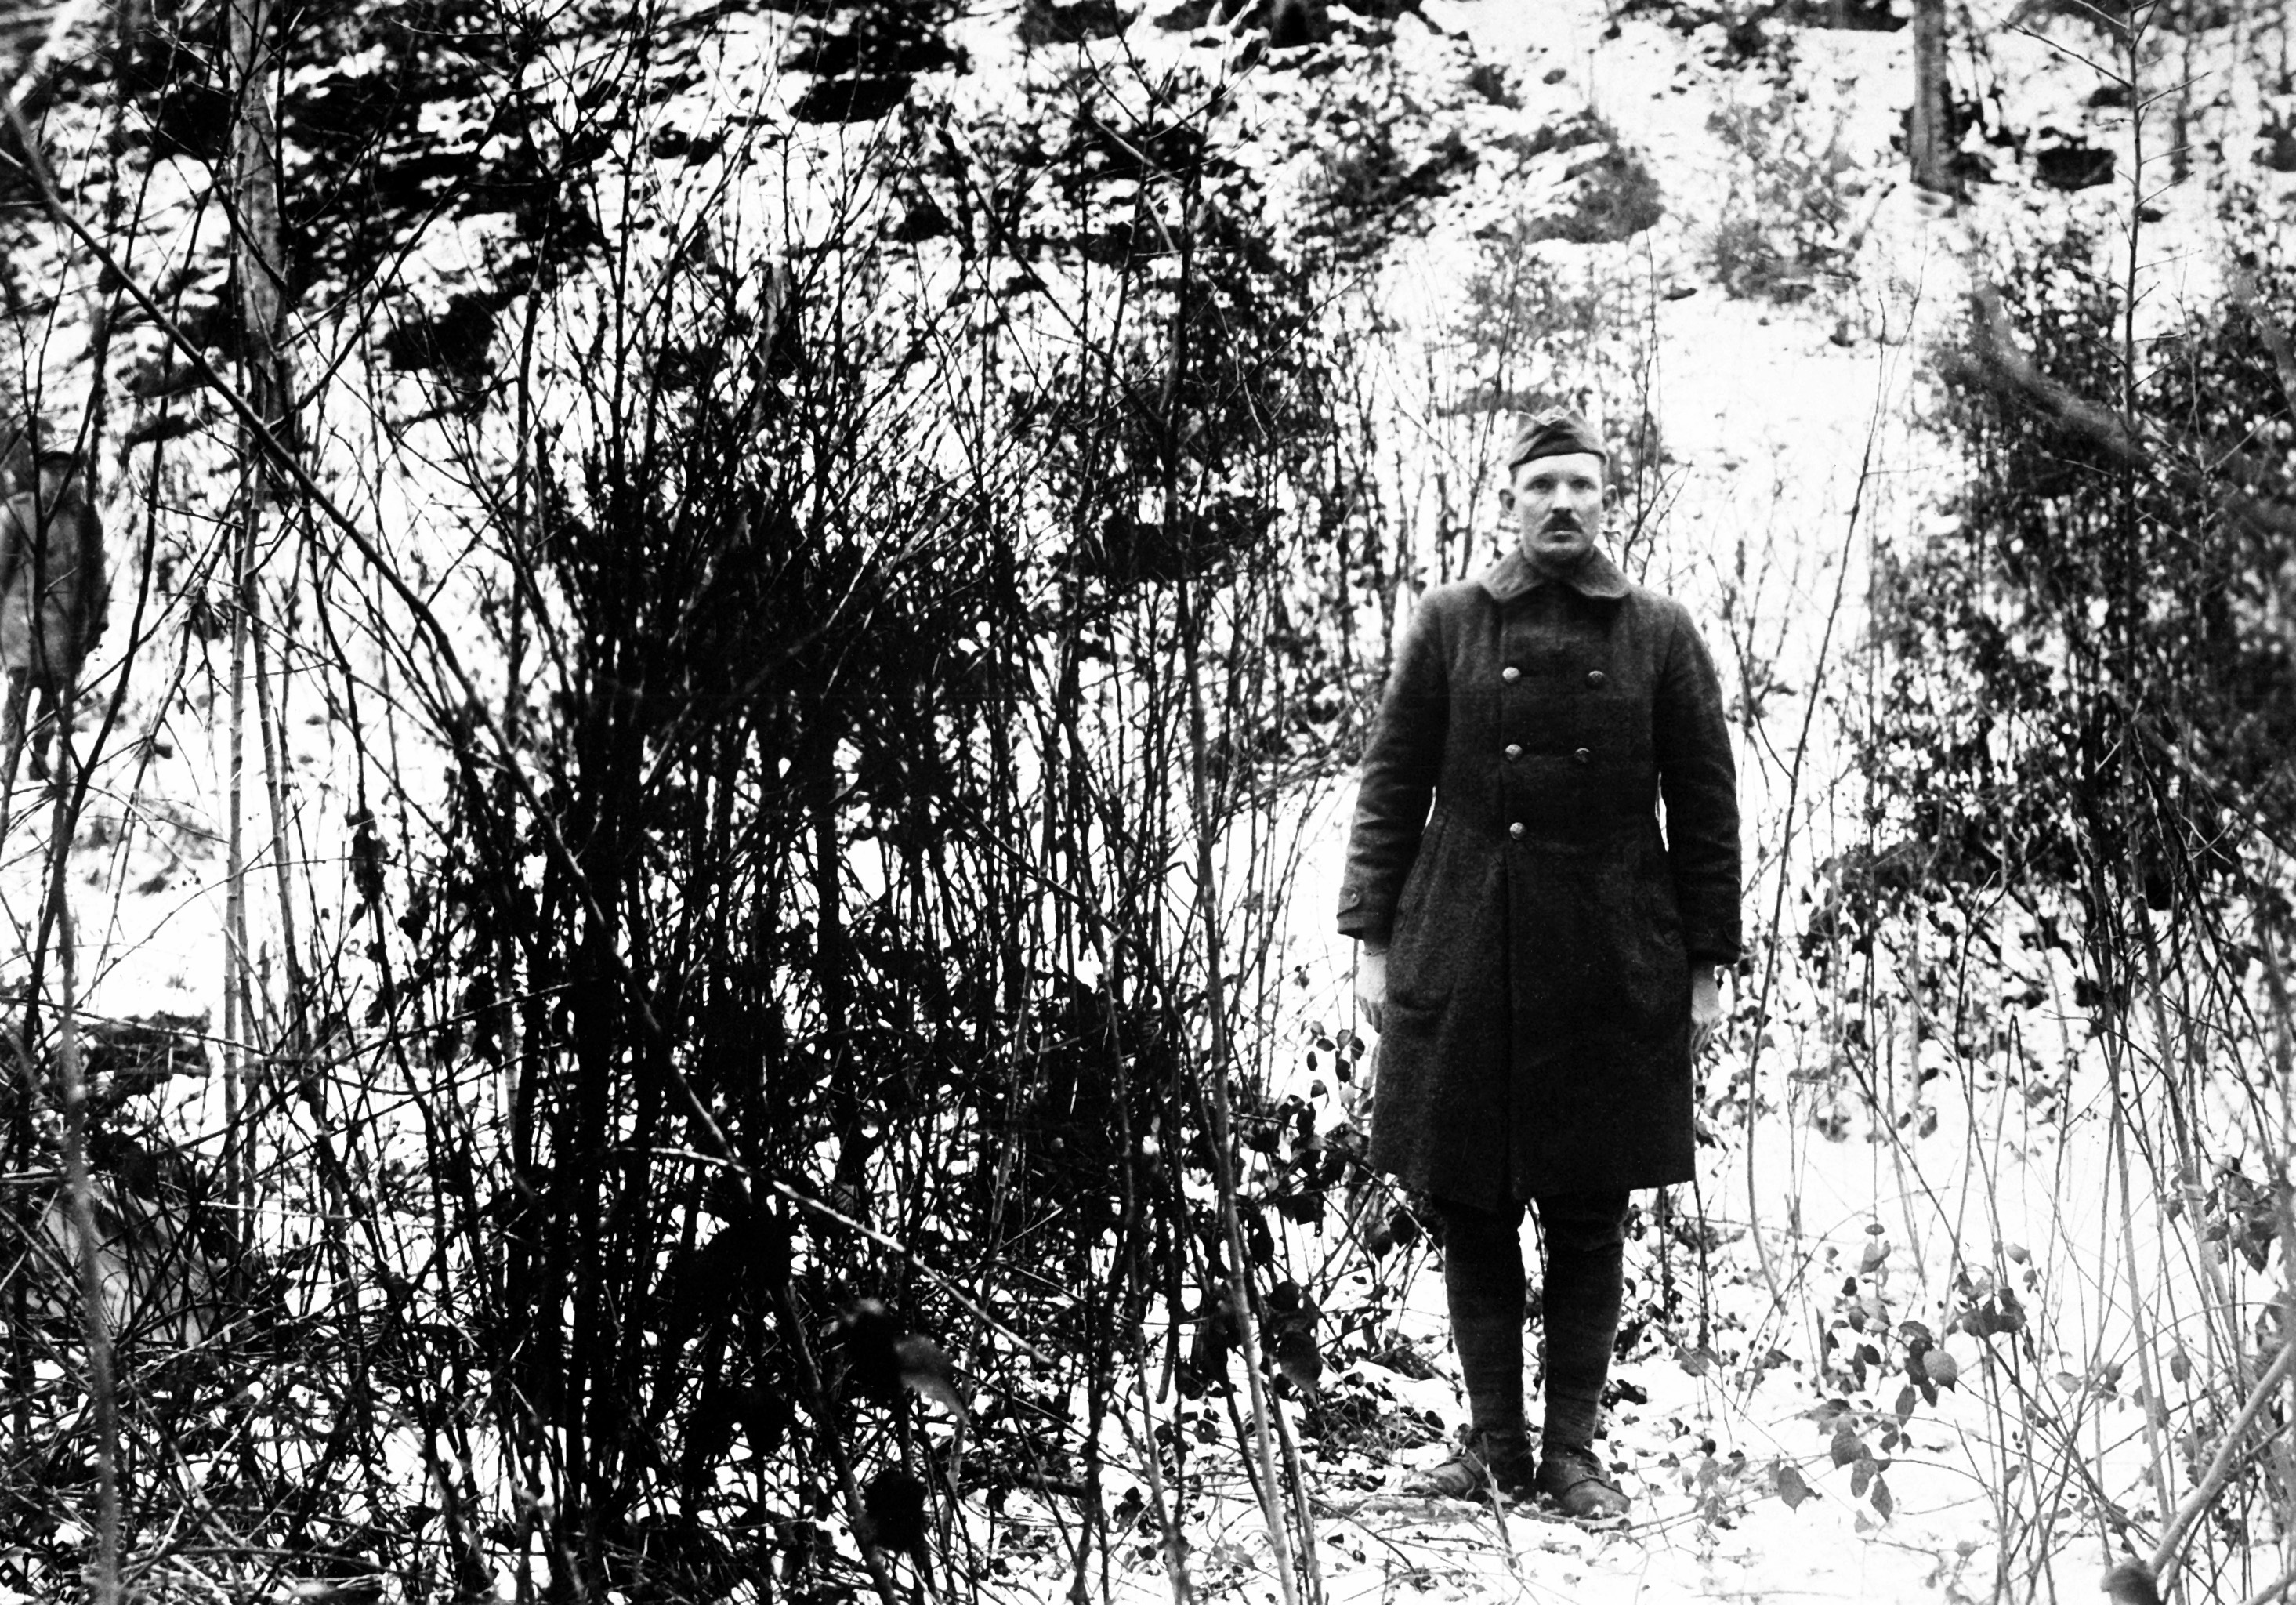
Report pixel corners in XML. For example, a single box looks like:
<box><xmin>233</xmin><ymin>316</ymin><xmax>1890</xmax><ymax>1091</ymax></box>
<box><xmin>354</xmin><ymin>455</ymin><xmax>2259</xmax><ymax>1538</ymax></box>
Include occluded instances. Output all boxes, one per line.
<box><xmin>1501</xmin><ymin>665</ymin><xmax>1521</xmax><ymax>683</ymax></box>
<box><xmin>1587</xmin><ymin>669</ymin><xmax>1608</xmax><ymax>687</ymax></box>
<box><xmin>1574</xmin><ymin>748</ymin><xmax>1592</xmax><ymax>764</ymax></box>
<box><xmin>1508</xmin><ymin>822</ymin><xmax>1526</xmax><ymax>839</ymax></box>
<box><xmin>1504</xmin><ymin>743</ymin><xmax>1523</xmax><ymax>760</ymax></box>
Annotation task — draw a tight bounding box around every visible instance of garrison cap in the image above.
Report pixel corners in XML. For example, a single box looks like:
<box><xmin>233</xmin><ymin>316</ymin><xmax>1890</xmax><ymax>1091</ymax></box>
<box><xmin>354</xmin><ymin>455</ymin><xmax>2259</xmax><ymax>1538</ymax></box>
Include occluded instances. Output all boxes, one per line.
<box><xmin>1504</xmin><ymin>408</ymin><xmax>1609</xmax><ymax>470</ymax></box>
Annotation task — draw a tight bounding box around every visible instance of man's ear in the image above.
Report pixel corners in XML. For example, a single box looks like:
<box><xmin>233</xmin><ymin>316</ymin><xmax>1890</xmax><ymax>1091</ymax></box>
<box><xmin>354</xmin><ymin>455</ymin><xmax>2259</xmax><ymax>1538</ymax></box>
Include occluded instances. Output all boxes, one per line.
<box><xmin>1497</xmin><ymin>487</ymin><xmax>1516</xmax><ymax>512</ymax></box>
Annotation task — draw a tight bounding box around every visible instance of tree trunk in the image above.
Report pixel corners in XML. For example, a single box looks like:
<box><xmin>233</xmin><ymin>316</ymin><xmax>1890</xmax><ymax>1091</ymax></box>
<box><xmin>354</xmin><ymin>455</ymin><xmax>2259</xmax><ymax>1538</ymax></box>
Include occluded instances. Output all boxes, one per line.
<box><xmin>1909</xmin><ymin>0</ymin><xmax>1951</xmax><ymax>196</ymax></box>
<box><xmin>229</xmin><ymin>0</ymin><xmax>288</xmax><ymax>422</ymax></box>
<box><xmin>225</xmin><ymin>0</ymin><xmax>289</xmax><ymax>1237</ymax></box>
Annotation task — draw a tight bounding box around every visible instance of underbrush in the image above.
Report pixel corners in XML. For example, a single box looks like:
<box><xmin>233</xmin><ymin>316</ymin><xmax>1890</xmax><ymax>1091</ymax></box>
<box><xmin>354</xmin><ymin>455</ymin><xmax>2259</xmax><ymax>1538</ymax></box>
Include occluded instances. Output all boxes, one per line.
<box><xmin>1701</xmin><ymin>78</ymin><xmax>1863</xmax><ymax>303</ymax></box>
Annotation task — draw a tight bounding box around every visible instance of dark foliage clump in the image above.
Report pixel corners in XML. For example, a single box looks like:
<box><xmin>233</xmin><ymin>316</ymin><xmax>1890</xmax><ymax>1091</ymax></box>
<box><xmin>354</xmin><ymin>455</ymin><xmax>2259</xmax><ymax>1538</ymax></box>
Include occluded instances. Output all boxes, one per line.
<box><xmin>1019</xmin><ymin>0</ymin><xmax>1133</xmax><ymax>45</ymax></box>
<box><xmin>781</xmin><ymin>0</ymin><xmax>965</xmax><ymax>76</ymax></box>
<box><xmin>1306</xmin><ymin>121</ymin><xmax>1479</xmax><ymax>253</ymax></box>
<box><xmin>1860</xmin><ymin>222</ymin><xmax>2296</xmax><ymax>969</ymax></box>
<box><xmin>1702</xmin><ymin>89</ymin><xmax>1855</xmax><ymax>301</ymax></box>
<box><xmin>1485</xmin><ymin>112</ymin><xmax>1664</xmax><ymax>245</ymax></box>
<box><xmin>1525</xmin><ymin>137</ymin><xmax>1665</xmax><ymax>245</ymax></box>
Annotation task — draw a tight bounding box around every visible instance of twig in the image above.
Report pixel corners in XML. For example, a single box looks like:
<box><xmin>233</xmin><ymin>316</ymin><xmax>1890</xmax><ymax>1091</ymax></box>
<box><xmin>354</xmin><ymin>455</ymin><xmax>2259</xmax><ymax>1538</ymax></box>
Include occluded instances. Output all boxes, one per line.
<box><xmin>2237</xmin><ymin>1561</ymin><xmax>2296</xmax><ymax>1605</ymax></box>
<box><xmin>1124</xmin><ymin>1371</ymin><xmax>1197</xmax><ymax>1605</ymax></box>
<box><xmin>1740</xmin><ymin>321</ymin><xmax>1898</xmax><ymax>1315</ymax></box>
<box><xmin>768</xmin><ymin>1270</ymin><xmax>904</xmax><ymax>1605</ymax></box>
<box><xmin>755</xmin><ymin>1172</ymin><xmax>1052</xmax><ymax>1367</ymax></box>
<box><xmin>47</xmin><ymin>735</ymin><xmax>117</xmax><ymax>1605</ymax></box>
<box><xmin>1177</xmin><ymin>573</ymin><xmax>1309</xmax><ymax>1605</ymax></box>
<box><xmin>2151</xmin><ymin>1330</ymin><xmax>2296</xmax><ymax>1589</ymax></box>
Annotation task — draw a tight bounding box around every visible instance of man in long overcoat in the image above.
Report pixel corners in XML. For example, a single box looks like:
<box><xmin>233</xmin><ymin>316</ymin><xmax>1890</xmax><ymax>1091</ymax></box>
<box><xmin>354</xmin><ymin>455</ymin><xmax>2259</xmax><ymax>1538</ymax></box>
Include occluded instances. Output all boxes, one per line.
<box><xmin>1339</xmin><ymin>408</ymin><xmax>1740</xmax><ymax>1519</ymax></box>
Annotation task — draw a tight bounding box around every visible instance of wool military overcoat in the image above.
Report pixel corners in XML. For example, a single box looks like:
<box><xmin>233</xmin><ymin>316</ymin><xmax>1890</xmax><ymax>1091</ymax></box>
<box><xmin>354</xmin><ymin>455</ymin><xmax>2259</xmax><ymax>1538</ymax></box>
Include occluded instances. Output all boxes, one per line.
<box><xmin>1337</xmin><ymin>545</ymin><xmax>1741</xmax><ymax>1208</ymax></box>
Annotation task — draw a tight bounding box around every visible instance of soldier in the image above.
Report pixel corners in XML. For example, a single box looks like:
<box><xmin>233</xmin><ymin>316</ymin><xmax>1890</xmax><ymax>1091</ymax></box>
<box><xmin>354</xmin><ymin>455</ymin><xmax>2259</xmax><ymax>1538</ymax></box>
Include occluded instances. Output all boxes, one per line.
<box><xmin>1339</xmin><ymin>409</ymin><xmax>1741</xmax><ymax>1520</ymax></box>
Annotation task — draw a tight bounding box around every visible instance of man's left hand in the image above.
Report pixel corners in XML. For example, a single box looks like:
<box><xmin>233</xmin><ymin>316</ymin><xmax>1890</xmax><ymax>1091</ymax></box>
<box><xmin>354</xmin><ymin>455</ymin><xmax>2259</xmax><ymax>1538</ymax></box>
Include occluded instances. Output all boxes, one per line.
<box><xmin>1690</xmin><ymin>967</ymin><xmax>1723</xmax><ymax>1058</ymax></box>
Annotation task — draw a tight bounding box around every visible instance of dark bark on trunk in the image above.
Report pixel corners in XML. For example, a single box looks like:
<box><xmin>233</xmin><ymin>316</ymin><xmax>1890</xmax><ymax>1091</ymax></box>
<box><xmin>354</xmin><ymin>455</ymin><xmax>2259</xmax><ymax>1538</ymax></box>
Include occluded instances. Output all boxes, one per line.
<box><xmin>1910</xmin><ymin>0</ymin><xmax>1951</xmax><ymax>194</ymax></box>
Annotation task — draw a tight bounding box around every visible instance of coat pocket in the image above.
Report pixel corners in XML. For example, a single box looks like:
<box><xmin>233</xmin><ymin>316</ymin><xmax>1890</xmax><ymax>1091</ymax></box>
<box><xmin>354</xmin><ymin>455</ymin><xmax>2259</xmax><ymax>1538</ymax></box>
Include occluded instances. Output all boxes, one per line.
<box><xmin>1385</xmin><ymin>812</ymin><xmax>1453</xmax><ymax>1006</ymax></box>
<box><xmin>1391</xmin><ymin>808</ymin><xmax>1451</xmax><ymax>925</ymax></box>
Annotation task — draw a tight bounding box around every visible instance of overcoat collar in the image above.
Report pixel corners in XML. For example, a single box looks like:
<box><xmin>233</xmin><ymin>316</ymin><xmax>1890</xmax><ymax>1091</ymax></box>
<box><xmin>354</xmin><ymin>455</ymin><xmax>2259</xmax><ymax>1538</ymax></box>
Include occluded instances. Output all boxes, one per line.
<box><xmin>1476</xmin><ymin>545</ymin><xmax>1631</xmax><ymax>603</ymax></box>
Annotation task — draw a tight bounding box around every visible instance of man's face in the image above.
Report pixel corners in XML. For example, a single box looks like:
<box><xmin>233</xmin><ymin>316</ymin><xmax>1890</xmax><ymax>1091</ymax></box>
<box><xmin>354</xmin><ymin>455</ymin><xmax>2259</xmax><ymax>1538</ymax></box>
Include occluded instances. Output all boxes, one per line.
<box><xmin>1503</xmin><ymin>451</ymin><xmax>1606</xmax><ymax>567</ymax></box>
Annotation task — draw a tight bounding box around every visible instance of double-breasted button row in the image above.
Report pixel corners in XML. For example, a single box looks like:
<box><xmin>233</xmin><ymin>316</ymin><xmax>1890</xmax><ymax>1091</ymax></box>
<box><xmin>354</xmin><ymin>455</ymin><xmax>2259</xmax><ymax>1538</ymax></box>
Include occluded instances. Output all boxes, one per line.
<box><xmin>1498</xmin><ymin>665</ymin><xmax>1597</xmax><ymax>774</ymax></box>
<box><xmin>1501</xmin><ymin>665</ymin><xmax>1607</xmax><ymax>686</ymax></box>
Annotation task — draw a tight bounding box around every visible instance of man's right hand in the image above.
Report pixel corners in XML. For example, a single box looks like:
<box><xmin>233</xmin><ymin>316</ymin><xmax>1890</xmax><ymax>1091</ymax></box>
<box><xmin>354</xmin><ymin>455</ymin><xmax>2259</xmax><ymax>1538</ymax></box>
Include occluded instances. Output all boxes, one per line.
<box><xmin>1355</xmin><ymin>943</ymin><xmax>1389</xmax><ymax>1032</ymax></box>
